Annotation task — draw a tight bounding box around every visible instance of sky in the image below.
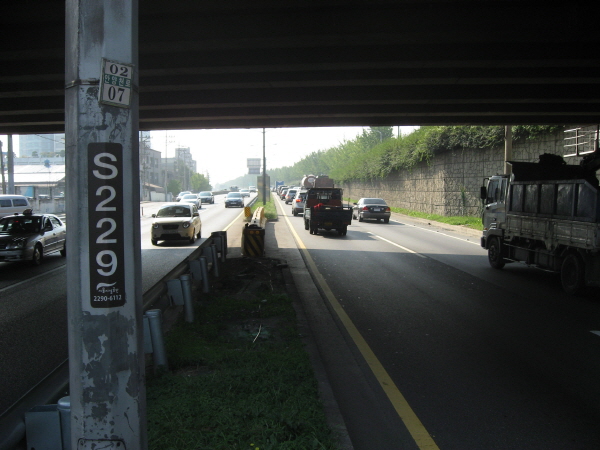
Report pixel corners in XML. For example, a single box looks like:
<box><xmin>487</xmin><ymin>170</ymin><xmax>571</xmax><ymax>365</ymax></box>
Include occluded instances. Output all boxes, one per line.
<box><xmin>149</xmin><ymin>126</ymin><xmax>418</xmax><ymax>187</ymax></box>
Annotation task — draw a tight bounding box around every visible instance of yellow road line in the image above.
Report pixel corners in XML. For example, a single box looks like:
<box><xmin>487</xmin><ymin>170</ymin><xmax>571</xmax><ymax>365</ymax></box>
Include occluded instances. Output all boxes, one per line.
<box><xmin>281</xmin><ymin>210</ymin><xmax>439</xmax><ymax>450</ymax></box>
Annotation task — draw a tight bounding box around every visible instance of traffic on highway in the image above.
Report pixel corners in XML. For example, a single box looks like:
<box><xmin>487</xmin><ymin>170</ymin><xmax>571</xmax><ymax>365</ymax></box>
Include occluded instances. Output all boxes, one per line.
<box><xmin>0</xmin><ymin>192</ymin><xmax>254</xmax><ymax>418</ymax></box>
<box><xmin>273</xmin><ymin>190</ymin><xmax>600</xmax><ymax>449</ymax></box>
<box><xmin>3</xmin><ymin>186</ymin><xmax>600</xmax><ymax>449</ymax></box>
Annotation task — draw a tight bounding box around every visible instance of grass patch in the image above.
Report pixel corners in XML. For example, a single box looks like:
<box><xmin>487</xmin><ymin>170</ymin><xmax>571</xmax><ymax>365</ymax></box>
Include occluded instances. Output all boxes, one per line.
<box><xmin>250</xmin><ymin>199</ymin><xmax>278</xmax><ymax>220</ymax></box>
<box><xmin>146</xmin><ymin>259</ymin><xmax>339</xmax><ymax>450</ymax></box>
<box><xmin>391</xmin><ymin>207</ymin><xmax>483</xmax><ymax>230</ymax></box>
<box><xmin>345</xmin><ymin>198</ymin><xmax>483</xmax><ymax>231</ymax></box>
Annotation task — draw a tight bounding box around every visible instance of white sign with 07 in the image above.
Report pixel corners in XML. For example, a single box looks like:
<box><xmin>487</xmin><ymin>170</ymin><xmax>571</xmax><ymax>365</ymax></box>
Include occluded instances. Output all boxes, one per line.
<box><xmin>99</xmin><ymin>58</ymin><xmax>133</xmax><ymax>108</ymax></box>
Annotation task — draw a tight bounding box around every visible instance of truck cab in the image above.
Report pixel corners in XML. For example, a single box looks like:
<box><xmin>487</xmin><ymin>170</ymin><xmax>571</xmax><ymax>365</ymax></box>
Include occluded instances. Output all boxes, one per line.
<box><xmin>480</xmin><ymin>174</ymin><xmax>509</xmax><ymax>246</ymax></box>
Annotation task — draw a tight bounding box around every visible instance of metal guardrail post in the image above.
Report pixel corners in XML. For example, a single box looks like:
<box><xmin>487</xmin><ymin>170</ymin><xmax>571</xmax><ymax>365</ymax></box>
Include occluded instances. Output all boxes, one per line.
<box><xmin>145</xmin><ymin>310</ymin><xmax>168</xmax><ymax>371</ymax></box>
<box><xmin>57</xmin><ymin>396</ymin><xmax>71</xmax><ymax>450</ymax></box>
<box><xmin>202</xmin><ymin>245</ymin><xmax>213</xmax><ymax>266</ymax></box>
<box><xmin>166</xmin><ymin>279</ymin><xmax>184</xmax><ymax>306</ymax></box>
<box><xmin>180</xmin><ymin>275</ymin><xmax>194</xmax><ymax>323</ymax></box>
<box><xmin>210</xmin><ymin>245</ymin><xmax>219</xmax><ymax>277</ymax></box>
<box><xmin>189</xmin><ymin>259</ymin><xmax>202</xmax><ymax>283</ymax></box>
<box><xmin>210</xmin><ymin>231</ymin><xmax>227</xmax><ymax>262</ymax></box>
<box><xmin>198</xmin><ymin>257</ymin><xmax>210</xmax><ymax>293</ymax></box>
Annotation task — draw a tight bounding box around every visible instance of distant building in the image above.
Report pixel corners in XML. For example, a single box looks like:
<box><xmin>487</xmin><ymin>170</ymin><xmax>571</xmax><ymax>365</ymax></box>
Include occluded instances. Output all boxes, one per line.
<box><xmin>162</xmin><ymin>147</ymin><xmax>197</xmax><ymax>192</ymax></box>
<box><xmin>19</xmin><ymin>134</ymin><xmax>65</xmax><ymax>157</ymax></box>
<box><xmin>3</xmin><ymin>133</ymin><xmax>198</xmax><ymax>201</ymax></box>
<box><xmin>140</xmin><ymin>147</ymin><xmax>163</xmax><ymax>200</ymax></box>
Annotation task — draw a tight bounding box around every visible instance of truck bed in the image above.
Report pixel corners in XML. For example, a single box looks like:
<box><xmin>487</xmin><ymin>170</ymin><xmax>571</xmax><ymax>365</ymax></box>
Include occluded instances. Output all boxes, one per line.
<box><xmin>305</xmin><ymin>205</ymin><xmax>353</xmax><ymax>236</ymax></box>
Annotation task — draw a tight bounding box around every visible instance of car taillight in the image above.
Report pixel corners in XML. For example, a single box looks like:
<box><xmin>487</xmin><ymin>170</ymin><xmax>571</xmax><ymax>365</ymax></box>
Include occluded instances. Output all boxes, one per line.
<box><xmin>296</xmin><ymin>199</ymin><xmax>301</xmax><ymax>203</ymax></box>
<box><xmin>362</xmin><ymin>206</ymin><xmax>369</xmax><ymax>211</ymax></box>
<box><xmin>385</xmin><ymin>207</ymin><xmax>390</xmax><ymax>212</ymax></box>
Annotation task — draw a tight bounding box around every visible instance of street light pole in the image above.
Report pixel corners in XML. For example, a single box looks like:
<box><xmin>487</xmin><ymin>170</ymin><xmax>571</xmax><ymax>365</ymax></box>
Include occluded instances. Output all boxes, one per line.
<box><xmin>262</xmin><ymin>128</ymin><xmax>266</xmax><ymax>205</ymax></box>
<box><xmin>0</xmin><ymin>141</ymin><xmax>6</xmax><ymax>194</ymax></box>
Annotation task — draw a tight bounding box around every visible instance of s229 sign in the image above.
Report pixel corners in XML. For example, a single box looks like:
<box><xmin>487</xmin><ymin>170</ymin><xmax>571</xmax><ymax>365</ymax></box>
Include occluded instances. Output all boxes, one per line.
<box><xmin>88</xmin><ymin>143</ymin><xmax>126</xmax><ymax>308</ymax></box>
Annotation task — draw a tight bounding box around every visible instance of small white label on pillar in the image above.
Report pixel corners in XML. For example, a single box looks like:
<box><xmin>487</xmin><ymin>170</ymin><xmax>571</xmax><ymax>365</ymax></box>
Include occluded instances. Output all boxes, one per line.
<box><xmin>99</xmin><ymin>58</ymin><xmax>134</xmax><ymax>108</ymax></box>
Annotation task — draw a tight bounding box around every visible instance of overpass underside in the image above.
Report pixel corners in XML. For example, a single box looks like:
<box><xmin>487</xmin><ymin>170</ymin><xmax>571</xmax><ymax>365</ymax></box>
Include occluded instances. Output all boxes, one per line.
<box><xmin>1</xmin><ymin>0</ymin><xmax>599</xmax><ymax>134</ymax></box>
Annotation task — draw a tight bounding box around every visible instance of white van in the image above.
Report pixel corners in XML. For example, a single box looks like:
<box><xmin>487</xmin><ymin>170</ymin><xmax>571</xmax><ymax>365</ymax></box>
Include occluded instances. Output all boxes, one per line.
<box><xmin>0</xmin><ymin>195</ymin><xmax>33</xmax><ymax>218</ymax></box>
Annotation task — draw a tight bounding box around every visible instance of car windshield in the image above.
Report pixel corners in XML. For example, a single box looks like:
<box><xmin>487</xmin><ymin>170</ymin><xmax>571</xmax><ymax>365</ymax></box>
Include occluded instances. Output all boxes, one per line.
<box><xmin>0</xmin><ymin>216</ymin><xmax>42</xmax><ymax>234</ymax></box>
<box><xmin>156</xmin><ymin>206</ymin><xmax>192</xmax><ymax>217</ymax></box>
<box><xmin>182</xmin><ymin>194</ymin><xmax>197</xmax><ymax>199</ymax></box>
<box><xmin>199</xmin><ymin>192</ymin><xmax>211</xmax><ymax>196</ymax></box>
<box><xmin>227</xmin><ymin>193</ymin><xmax>242</xmax><ymax>198</ymax></box>
<box><xmin>363</xmin><ymin>198</ymin><xmax>387</xmax><ymax>205</ymax></box>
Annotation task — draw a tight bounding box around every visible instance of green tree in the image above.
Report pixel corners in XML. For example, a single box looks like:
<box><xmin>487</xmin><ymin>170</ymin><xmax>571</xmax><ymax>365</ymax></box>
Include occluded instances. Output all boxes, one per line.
<box><xmin>167</xmin><ymin>179</ymin><xmax>182</xmax><ymax>196</ymax></box>
<box><xmin>191</xmin><ymin>173</ymin><xmax>212</xmax><ymax>192</ymax></box>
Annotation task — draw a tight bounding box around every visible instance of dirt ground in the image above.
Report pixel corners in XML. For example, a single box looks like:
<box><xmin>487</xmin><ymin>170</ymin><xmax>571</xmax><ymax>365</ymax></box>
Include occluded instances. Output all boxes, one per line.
<box><xmin>211</xmin><ymin>256</ymin><xmax>289</xmax><ymax>298</ymax></box>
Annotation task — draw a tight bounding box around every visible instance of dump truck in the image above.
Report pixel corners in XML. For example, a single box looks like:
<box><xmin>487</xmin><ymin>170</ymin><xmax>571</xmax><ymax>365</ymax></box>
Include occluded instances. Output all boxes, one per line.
<box><xmin>302</xmin><ymin>175</ymin><xmax>352</xmax><ymax>236</ymax></box>
<box><xmin>480</xmin><ymin>150</ymin><xmax>600</xmax><ymax>295</ymax></box>
<box><xmin>301</xmin><ymin>174</ymin><xmax>334</xmax><ymax>189</ymax></box>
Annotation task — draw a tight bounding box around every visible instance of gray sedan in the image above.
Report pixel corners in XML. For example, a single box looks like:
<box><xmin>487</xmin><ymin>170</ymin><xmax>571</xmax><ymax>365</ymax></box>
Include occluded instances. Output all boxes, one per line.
<box><xmin>352</xmin><ymin>198</ymin><xmax>391</xmax><ymax>223</ymax></box>
<box><xmin>0</xmin><ymin>211</ymin><xmax>66</xmax><ymax>265</ymax></box>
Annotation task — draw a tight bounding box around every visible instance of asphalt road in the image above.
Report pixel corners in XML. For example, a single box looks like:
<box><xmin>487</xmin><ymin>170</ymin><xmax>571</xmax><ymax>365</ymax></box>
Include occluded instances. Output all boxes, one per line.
<box><xmin>275</xmin><ymin>196</ymin><xmax>600</xmax><ymax>449</ymax></box>
<box><xmin>0</xmin><ymin>193</ymin><xmax>252</xmax><ymax>415</ymax></box>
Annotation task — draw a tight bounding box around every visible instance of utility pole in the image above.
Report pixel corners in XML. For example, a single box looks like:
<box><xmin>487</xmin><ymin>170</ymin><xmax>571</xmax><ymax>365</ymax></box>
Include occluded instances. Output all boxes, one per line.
<box><xmin>65</xmin><ymin>1</ymin><xmax>146</xmax><ymax>449</ymax></box>
<box><xmin>505</xmin><ymin>125</ymin><xmax>513</xmax><ymax>175</ymax></box>
<box><xmin>262</xmin><ymin>128</ymin><xmax>266</xmax><ymax>205</ymax></box>
<box><xmin>0</xmin><ymin>141</ymin><xmax>5</xmax><ymax>194</ymax></box>
<box><xmin>7</xmin><ymin>135</ymin><xmax>14</xmax><ymax>194</ymax></box>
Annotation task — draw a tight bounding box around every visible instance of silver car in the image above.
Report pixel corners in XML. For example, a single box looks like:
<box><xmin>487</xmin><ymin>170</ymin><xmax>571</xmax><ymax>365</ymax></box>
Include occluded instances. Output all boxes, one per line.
<box><xmin>198</xmin><ymin>191</ymin><xmax>214</xmax><ymax>204</ymax></box>
<box><xmin>179</xmin><ymin>193</ymin><xmax>201</xmax><ymax>209</ymax></box>
<box><xmin>352</xmin><ymin>198</ymin><xmax>391</xmax><ymax>223</ymax></box>
<box><xmin>0</xmin><ymin>211</ymin><xmax>66</xmax><ymax>265</ymax></box>
<box><xmin>285</xmin><ymin>188</ymin><xmax>298</xmax><ymax>204</ymax></box>
<box><xmin>291</xmin><ymin>190</ymin><xmax>307</xmax><ymax>216</ymax></box>
<box><xmin>151</xmin><ymin>203</ymin><xmax>202</xmax><ymax>245</ymax></box>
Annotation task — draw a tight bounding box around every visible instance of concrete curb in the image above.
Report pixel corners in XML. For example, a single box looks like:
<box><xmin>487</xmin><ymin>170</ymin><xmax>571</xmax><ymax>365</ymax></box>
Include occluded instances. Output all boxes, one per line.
<box><xmin>264</xmin><ymin>202</ymin><xmax>355</xmax><ymax>450</ymax></box>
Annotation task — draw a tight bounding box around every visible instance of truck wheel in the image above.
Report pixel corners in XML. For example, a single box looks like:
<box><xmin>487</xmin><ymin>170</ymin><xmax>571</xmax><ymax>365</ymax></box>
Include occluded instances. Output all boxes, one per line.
<box><xmin>304</xmin><ymin>220</ymin><xmax>309</xmax><ymax>230</ymax></box>
<box><xmin>561</xmin><ymin>253</ymin><xmax>585</xmax><ymax>296</ymax></box>
<box><xmin>488</xmin><ymin>237</ymin><xmax>505</xmax><ymax>269</ymax></box>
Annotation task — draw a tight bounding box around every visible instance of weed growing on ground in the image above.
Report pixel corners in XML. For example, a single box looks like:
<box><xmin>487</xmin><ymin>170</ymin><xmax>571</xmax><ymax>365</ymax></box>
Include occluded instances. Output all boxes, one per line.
<box><xmin>146</xmin><ymin>259</ymin><xmax>339</xmax><ymax>450</ymax></box>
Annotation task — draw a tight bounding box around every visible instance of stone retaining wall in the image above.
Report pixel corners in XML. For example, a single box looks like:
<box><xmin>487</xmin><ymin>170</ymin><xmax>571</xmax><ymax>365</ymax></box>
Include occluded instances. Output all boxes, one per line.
<box><xmin>340</xmin><ymin>129</ymin><xmax>583</xmax><ymax>216</ymax></box>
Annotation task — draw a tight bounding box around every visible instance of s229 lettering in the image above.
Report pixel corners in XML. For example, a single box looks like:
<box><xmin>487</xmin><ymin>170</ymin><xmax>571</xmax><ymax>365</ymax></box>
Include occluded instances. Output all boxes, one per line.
<box><xmin>88</xmin><ymin>143</ymin><xmax>126</xmax><ymax>307</ymax></box>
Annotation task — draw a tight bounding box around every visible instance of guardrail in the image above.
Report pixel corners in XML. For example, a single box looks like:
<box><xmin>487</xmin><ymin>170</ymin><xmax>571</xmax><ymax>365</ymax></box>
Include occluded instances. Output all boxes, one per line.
<box><xmin>0</xmin><ymin>232</ymin><xmax>228</xmax><ymax>450</ymax></box>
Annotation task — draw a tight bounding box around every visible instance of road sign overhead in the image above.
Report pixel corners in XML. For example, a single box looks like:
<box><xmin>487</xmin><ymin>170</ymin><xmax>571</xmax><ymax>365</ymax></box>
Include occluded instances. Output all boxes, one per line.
<box><xmin>99</xmin><ymin>58</ymin><xmax>134</xmax><ymax>108</ymax></box>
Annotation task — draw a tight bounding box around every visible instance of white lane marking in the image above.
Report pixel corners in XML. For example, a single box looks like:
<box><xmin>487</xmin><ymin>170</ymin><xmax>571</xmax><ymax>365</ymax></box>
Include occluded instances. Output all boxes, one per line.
<box><xmin>368</xmin><ymin>232</ymin><xmax>427</xmax><ymax>258</ymax></box>
<box><xmin>591</xmin><ymin>331</ymin><xmax>600</xmax><ymax>338</ymax></box>
<box><xmin>391</xmin><ymin>219</ymin><xmax>481</xmax><ymax>246</ymax></box>
<box><xmin>0</xmin><ymin>265</ymin><xmax>65</xmax><ymax>294</ymax></box>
